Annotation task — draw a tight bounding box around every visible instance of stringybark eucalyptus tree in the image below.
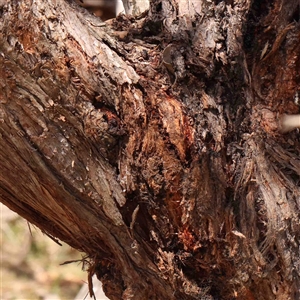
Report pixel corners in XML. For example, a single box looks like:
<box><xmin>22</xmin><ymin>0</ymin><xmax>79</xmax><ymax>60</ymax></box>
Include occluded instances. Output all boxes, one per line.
<box><xmin>1</xmin><ymin>0</ymin><xmax>300</xmax><ymax>299</ymax></box>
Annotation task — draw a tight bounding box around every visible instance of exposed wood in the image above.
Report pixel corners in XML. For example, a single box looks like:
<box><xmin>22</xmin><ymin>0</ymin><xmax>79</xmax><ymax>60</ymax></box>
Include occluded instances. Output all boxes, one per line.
<box><xmin>122</xmin><ymin>0</ymin><xmax>149</xmax><ymax>16</ymax></box>
<box><xmin>0</xmin><ymin>0</ymin><xmax>300</xmax><ymax>299</ymax></box>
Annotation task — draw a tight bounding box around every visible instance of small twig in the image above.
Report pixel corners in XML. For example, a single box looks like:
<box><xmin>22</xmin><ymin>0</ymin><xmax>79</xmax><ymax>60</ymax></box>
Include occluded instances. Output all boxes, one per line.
<box><xmin>60</xmin><ymin>258</ymin><xmax>85</xmax><ymax>266</ymax></box>
<box><xmin>42</xmin><ymin>231</ymin><xmax>62</xmax><ymax>246</ymax></box>
<box><xmin>27</xmin><ymin>221</ymin><xmax>33</xmax><ymax>237</ymax></box>
<box><xmin>88</xmin><ymin>269</ymin><xmax>96</xmax><ymax>299</ymax></box>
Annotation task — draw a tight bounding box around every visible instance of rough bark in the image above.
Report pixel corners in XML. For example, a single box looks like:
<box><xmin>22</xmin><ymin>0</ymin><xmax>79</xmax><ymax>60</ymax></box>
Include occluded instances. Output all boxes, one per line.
<box><xmin>0</xmin><ymin>0</ymin><xmax>300</xmax><ymax>299</ymax></box>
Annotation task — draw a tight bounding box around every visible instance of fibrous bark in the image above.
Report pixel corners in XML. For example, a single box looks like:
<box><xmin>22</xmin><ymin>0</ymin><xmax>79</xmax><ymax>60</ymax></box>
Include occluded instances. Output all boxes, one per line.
<box><xmin>0</xmin><ymin>0</ymin><xmax>300</xmax><ymax>299</ymax></box>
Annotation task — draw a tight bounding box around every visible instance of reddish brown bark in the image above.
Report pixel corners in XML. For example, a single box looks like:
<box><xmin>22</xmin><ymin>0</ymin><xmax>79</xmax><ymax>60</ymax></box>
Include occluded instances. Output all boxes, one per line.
<box><xmin>0</xmin><ymin>0</ymin><xmax>300</xmax><ymax>299</ymax></box>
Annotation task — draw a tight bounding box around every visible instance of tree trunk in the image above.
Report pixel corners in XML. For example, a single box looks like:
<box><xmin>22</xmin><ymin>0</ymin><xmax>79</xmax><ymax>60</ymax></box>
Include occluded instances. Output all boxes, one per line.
<box><xmin>1</xmin><ymin>0</ymin><xmax>300</xmax><ymax>299</ymax></box>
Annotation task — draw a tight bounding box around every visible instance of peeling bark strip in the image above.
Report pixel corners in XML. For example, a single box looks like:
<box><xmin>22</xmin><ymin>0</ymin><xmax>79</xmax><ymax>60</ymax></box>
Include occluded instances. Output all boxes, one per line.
<box><xmin>1</xmin><ymin>0</ymin><xmax>300</xmax><ymax>299</ymax></box>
